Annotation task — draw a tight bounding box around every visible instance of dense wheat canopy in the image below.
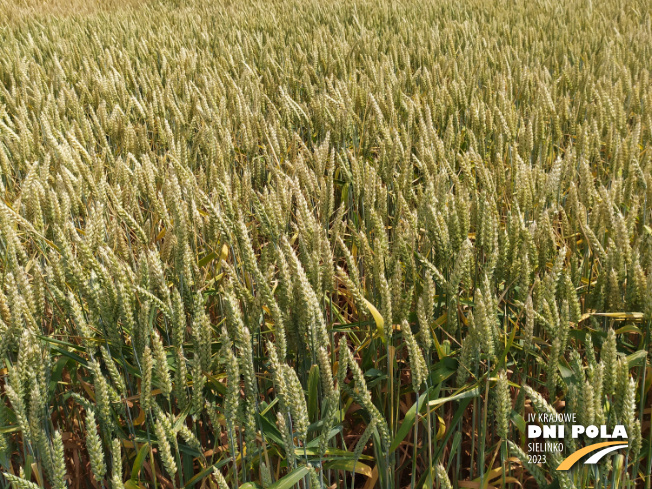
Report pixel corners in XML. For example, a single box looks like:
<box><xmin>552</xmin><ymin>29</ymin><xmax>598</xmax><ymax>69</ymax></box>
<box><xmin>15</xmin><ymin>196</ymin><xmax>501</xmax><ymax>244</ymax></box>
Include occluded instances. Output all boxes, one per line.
<box><xmin>0</xmin><ymin>0</ymin><xmax>651</xmax><ymax>487</ymax></box>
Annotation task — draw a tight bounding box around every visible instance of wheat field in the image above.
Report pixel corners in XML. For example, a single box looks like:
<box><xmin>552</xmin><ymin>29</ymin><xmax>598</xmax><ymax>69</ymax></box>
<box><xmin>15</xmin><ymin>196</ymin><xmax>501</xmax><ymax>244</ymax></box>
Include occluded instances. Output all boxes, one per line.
<box><xmin>0</xmin><ymin>0</ymin><xmax>651</xmax><ymax>488</ymax></box>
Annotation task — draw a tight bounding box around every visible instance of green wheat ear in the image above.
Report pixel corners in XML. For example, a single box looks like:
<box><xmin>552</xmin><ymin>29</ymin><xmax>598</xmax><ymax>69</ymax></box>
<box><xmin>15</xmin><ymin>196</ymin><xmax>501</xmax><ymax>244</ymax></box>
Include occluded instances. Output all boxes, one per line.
<box><xmin>435</xmin><ymin>463</ymin><xmax>453</xmax><ymax>489</ymax></box>
<box><xmin>2</xmin><ymin>472</ymin><xmax>43</xmax><ymax>489</ymax></box>
<box><xmin>85</xmin><ymin>409</ymin><xmax>106</xmax><ymax>482</ymax></box>
<box><xmin>493</xmin><ymin>370</ymin><xmax>511</xmax><ymax>439</ymax></box>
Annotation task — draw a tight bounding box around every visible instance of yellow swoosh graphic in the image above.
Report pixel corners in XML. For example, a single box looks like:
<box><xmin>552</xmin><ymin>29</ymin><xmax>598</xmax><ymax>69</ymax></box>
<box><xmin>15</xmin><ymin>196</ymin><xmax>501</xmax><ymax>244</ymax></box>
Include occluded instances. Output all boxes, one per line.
<box><xmin>557</xmin><ymin>442</ymin><xmax>627</xmax><ymax>470</ymax></box>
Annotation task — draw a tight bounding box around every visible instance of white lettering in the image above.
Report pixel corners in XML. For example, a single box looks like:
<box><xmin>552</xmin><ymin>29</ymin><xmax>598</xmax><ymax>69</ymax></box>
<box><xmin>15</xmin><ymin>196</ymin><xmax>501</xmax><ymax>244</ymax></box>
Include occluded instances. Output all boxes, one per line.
<box><xmin>543</xmin><ymin>425</ymin><xmax>557</xmax><ymax>438</ymax></box>
<box><xmin>612</xmin><ymin>425</ymin><xmax>627</xmax><ymax>438</ymax></box>
<box><xmin>600</xmin><ymin>425</ymin><xmax>612</xmax><ymax>438</ymax></box>
<box><xmin>528</xmin><ymin>425</ymin><xmax>542</xmax><ymax>438</ymax></box>
<box><xmin>572</xmin><ymin>425</ymin><xmax>585</xmax><ymax>438</ymax></box>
